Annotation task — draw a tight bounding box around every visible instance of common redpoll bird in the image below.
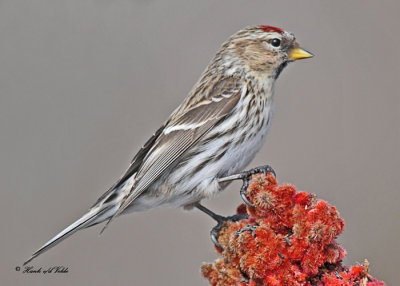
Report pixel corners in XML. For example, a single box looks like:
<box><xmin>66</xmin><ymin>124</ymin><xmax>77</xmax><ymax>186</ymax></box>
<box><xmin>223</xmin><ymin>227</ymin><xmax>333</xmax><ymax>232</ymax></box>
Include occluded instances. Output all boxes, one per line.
<box><xmin>24</xmin><ymin>25</ymin><xmax>312</xmax><ymax>264</ymax></box>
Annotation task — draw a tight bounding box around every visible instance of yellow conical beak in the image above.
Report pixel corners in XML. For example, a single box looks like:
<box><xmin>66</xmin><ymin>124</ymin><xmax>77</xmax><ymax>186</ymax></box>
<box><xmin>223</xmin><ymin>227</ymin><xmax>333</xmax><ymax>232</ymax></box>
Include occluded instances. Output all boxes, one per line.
<box><xmin>288</xmin><ymin>46</ymin><xmax>314</xmax><ymax>61</ymax></box>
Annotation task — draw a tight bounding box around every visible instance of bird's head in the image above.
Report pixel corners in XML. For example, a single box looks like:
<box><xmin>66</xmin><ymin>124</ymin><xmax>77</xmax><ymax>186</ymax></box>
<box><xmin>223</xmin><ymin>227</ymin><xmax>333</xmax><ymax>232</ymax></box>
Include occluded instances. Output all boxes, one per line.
<box><xmin>220</xmin><ymin>25</ymin><xmax>313</xmax><ymax>79</ymax></box>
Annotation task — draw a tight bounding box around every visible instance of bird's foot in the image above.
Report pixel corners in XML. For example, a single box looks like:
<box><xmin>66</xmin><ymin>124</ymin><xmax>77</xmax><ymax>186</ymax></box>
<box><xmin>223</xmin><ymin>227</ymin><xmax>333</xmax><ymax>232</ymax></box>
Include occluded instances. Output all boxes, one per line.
<box><xmin>218</xmin><ymin>165</ymin><xmax>276</xmax><ymax>207</ymax></box>
<box><xmin>239</xmin><ymin>165</ymin><xmax>276</xmax><ymax>207</ymax></box>
<box><xmin>210</xmin><ymin>213</ymin><xmax>248</xmax><ymax>250</ymax></box>
<box><xmin>195</xmin><ymin>203</ymin><xmax>248</xmax><ymax>249</ymax></box>
<box><xmin>235</xmin><ymin>225</ymin><xmax>257</xmax><ymax>237</ymax></box>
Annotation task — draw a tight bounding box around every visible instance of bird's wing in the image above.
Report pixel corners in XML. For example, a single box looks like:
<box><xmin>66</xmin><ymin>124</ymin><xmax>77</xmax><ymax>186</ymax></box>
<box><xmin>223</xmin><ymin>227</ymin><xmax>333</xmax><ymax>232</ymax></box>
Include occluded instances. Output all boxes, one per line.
<box><xmin>90</xmin><ymin>124</ymin><xmax>167</xmax><ymax>208</ymax></box>
<box><xmin>104</xmin><ymin>76</ymin><xmax>243</xmax><ymax>227</ymax></box>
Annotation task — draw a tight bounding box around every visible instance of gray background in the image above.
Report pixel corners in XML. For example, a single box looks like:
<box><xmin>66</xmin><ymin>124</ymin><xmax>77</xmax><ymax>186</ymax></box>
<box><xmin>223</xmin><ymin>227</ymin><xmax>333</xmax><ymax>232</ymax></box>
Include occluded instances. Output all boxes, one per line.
<box><xmin>1</xmin><ymin>0</ymin><xmax>399</xmax><ymax>285</ymax></box>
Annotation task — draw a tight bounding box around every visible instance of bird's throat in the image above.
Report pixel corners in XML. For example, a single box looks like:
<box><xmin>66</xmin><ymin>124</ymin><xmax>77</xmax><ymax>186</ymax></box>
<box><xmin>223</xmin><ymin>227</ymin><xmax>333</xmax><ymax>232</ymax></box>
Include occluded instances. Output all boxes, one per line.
<box><xmin>273</xmin><ymin>62</ymin><xmax>288</xmax><ymax>80</ymax></box>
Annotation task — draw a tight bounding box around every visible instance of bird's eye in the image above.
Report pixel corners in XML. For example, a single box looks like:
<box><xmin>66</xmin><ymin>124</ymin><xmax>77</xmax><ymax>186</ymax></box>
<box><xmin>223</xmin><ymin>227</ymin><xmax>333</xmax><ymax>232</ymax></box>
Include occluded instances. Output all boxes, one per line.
<box><xmin>270</xmin><ymin>38</ymin><xmax>281</xmax><ymax>47</ymax></box>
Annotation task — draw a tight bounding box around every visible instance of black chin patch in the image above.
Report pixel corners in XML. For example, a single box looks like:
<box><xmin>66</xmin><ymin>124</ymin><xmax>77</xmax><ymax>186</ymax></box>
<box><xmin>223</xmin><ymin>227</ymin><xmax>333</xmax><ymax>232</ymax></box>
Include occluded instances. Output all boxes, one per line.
<box><xmin>273</xmin><ymin>62</ymin><xmax>288</xmax><ymax>79</ymax></box>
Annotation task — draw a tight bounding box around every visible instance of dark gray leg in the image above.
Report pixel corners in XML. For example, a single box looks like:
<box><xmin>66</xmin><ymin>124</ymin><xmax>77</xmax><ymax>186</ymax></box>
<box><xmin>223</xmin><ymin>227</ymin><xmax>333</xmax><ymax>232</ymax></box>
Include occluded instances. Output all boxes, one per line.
<box><xmin>195</xmin><ymin>203</ymin><xmax>247</xmax><ymax>249</ymax></box>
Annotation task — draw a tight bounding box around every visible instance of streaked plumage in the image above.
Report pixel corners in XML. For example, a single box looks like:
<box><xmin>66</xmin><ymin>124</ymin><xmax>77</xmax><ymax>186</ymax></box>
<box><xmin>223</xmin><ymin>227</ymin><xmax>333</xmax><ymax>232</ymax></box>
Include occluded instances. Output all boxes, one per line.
<box><xmin>24</xmin><ymin>25</ymin><xmax>312</xmax><ymax>265</ymax></box>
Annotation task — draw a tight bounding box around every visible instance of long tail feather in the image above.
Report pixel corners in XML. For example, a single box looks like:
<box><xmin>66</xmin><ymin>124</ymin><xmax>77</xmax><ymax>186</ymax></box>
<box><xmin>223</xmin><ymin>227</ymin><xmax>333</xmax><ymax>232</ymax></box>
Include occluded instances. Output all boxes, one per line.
<box><xmin>23</xmin><ymin>205</ymin><xmax>113</xmax><ymax>265</ymax></box>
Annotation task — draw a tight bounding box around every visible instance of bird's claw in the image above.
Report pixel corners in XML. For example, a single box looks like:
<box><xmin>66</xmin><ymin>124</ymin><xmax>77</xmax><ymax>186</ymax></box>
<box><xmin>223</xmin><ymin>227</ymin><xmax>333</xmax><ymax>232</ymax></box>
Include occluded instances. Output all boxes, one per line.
<box><xmin>240</xmin><ymin>181</ymin><xmax>254</xmax><ymax>207</ymax></box>
<box><xmin>235</xmin><ymin>225</ymin><xmax>257</xmax><ymax>237</ymax></box>
<box><xmin>239</xmin><ymin>165</ymin><xmax>276</xmax><ymax>207</ymax></box>
<box><xmin>210</xmin><ymin>213</ymin><xmax>248</xmax><ymax>250</ymax></box>
<box><xmin>210</xmin><ymin>165</ymin><xmax>275</xmax><ymax>248</ymax></box>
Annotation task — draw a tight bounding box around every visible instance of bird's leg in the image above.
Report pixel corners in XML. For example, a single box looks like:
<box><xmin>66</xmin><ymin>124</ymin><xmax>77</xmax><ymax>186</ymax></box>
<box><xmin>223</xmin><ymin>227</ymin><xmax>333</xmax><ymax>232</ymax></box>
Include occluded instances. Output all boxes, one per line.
<box><xmin>195</xmin><ymin>203</ymin><xmax>247</xmax><ymax>250</ymax></box>
<box><xmin>217</xmin><ymin>165</ymin><xmax>276</xmax><ymax>207</ymax></box>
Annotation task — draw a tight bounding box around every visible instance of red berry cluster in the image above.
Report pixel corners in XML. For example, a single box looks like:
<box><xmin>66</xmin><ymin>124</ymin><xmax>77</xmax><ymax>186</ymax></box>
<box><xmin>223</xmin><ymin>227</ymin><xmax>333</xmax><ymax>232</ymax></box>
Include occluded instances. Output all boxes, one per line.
<box><xmin>320</xmin><ymin>263</ymin><xmax>385</xmax><ymax>286</ymax></box>
<box><xmin>201</xmin><ymin>173</ymin><xmax>385</xmax><ymax>286</ymax></box>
